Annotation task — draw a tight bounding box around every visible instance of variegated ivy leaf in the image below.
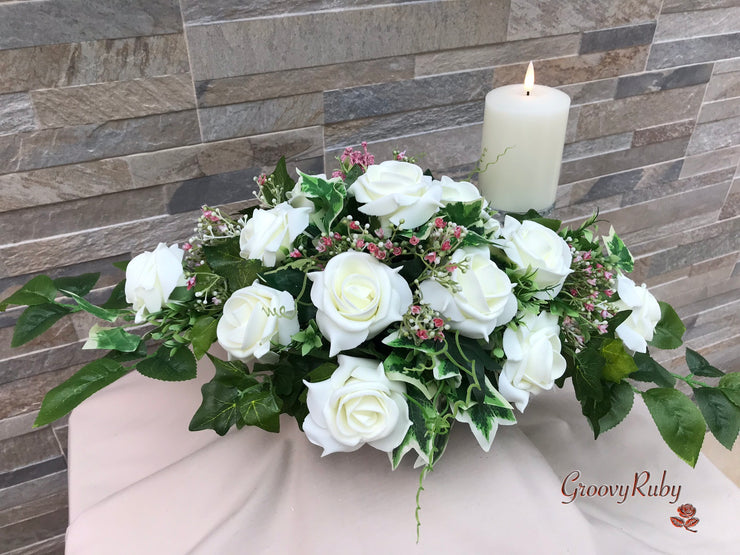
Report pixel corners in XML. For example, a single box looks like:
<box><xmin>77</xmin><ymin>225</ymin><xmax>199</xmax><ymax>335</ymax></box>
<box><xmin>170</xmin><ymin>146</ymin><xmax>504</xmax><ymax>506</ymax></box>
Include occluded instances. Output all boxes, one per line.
<box><xmin>384</xmin><ymin>352</ymin><xmax>436</xmax><ymax>400</ymax></box>
<box><xmin>603</xmin><ymin>225</ymin><xmax>634</xmax><ymax>273</ymax></box>
<box><xmin>453</xmin><ymin>377</ymin><xmax>516</xmax><ymax>452</ymax></box>
<box><xmin>432</xmin><ymin>356</ymin><xmax>462</xmax><ymax>386</ymax></box>
<box><xmin>390</xmin><ymin>388</ymin><xmax>440</xmax><ymax>470</ymax></box>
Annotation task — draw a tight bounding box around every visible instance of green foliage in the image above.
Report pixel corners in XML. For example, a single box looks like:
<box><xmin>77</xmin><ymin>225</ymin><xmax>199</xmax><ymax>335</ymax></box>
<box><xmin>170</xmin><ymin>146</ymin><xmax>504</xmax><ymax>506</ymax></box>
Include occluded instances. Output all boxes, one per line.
<box><xmin>136</xmin><ymin>345</ymin><xmax>197</xmax><ymax>382</ymax></box>
<box><xmin>692</xmin><ymin>387</ymin><xmax>740</xmax><ymax>450</ymax></box>
<box><xmin>265</xmin><ymin>156</ymin><xmax>295</xmax><ymax>206</ymax></box>
<box><xmin>597</xmin><ymin>381</ymin><xmax>634</xmax><ymax>434</ymax></box>
<box><xmin>631</xmin><ymin>352</ymin><xmax>676</xmax><ymax>388</ymax></box>
<box><xmin>438</xmin><ymin>200</ymin><xmax>484</xmax><ymax>228</ymax></box>
<box><xmin>86</xmin><ymin>326</ymin><xmax>142</xmax><ymax>352</ymax></box>
<box><xmin>719</xmin><ymin>373</ymin><xmax>740</xmax><ymax>408</ymax></box>
<box><xmin>648</xmin><ymin>302</ymin><xmax>685</xmax><ymax>350</ymax></box>
<box><xmin>0</xmin><ymin>275</ymin><xmax>58</xmax><ymax>310</ymax></box>
<box><xmin>202</xmin><ymin>238</ymin><xmax>262</xmax><ymax>291</ymax></box>
<box><xmin>53</xmin><ymin>273</ymin><xmax>100</xmax><ymax>297</ymax></box>
<box><xmin>685</xmin><ymin>348</ymin><xmax>724</xmax><ymax>377</ymax></box>
<box><xmin>61</xmin><ymin>289</ymin><xmax>120</xmax><ymax>322</ymax></box>
<box><xmin>507</xmin><ymin>209</ymin><xmax>562</xmax><ymax>232</ymax></box>
<box><xmin>291</xmin><ymin>321</ymin><xmax>323</xmax><ymax>356</ymax></box>
<box><xmin>601</xmin><ymin>338</ymin><xmax>638</xmax><ymax>383</ymax></box>
<box><xmin>100</xmin><ymin>280</ymin><xmax>128</xmax><ymax>309</ymax></box>
<box><xmin>34</xmin><ymin>357</ymin><xmax>129</xmax><ymax>427</ymax></box>
<box><xmin>190</xmin><ymin>315</ymin><xmax>219</xmax><ymax>359</ymax></box>
<box><xmin>12</xmin><ymin>303</ymin><xmax>76</xmax><ymax>347</ymax></box>
<box><xmin>642</xmin><ymin>388</ymin><xmax>706</xmax><ymax>467</ymax></box>
<box><xmin>298</xmin><ymin>171</ymin><xmax>347</xmax><ymax>232</ymax></box>
<box><xmin>603</xmin><ymin>226</ymin><xmax>634</xmax><ymax>272</ymax></box>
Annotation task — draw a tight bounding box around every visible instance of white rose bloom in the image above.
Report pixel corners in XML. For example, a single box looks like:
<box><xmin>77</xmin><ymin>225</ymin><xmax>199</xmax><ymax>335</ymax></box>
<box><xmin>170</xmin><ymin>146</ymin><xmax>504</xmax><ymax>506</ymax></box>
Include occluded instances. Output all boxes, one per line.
<box><xmin>303</xmin><ymin>355</ymin><xmax>411</xmax><ymax>455</ymax></box>
<box><xmin>498</xmin><ymin>311</ymin><xmax>567</xmax><ymax>412</ymax></box>
<box><xmin>420</xmin><ymin>247</ymin><xmax>517</xmax><ymax>340</ymax></box>
<box><xmin>613</xmin><ymin>275</ymin><xmax>661</xmax><ymax>353</ymax></box>
<box><xmin>239</xmin><ymin>202</ymin><xmax>311</xmax><ymax>267</ymax></box>
<box><xmin>216</xmin><ymin>282</ymin><xmax>299</xmax><ymax>363</ymax></box>
<box><xmin>125</xmin><ymin>243</ymin><xmax>186</xmax><ymax>323</ymax></box>
<box><xmin>309</xmin><ymin>251</ymin><xmax>413</xmax><ymax>356</ymax></box>
<box><xmin>501</xmin><ymin>216</ymin><xmax>572</xmax><ymax>300</ymax></box>
<box><xmin>348</xmin><ymin>160</ymin><xmax>442</xmax><ymax>229</ymax></box>
<box><xmin>436</xmin><ymin>175</ymin><xmax>482</xmax><ymax>204</ymax></box>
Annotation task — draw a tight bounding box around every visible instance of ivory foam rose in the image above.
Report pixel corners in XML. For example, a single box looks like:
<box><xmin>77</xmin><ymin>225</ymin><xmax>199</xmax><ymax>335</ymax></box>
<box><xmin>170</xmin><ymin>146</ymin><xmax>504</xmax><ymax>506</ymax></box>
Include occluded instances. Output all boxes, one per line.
<box><xmin>501</xmin><ymin>216</ymin><xmax>572</xmax><ymax>299</ymax></box>
<box><xmin>613</xmin><ymin>275</ymin><xmax>661</xmax><ymax>353</ymax></box>
<box><xmin>239</xmin><ymin>202</ymin><xmax>311</xmax><ymax>267</ymax></box>
<box><xmin>419</xmin><ymin>247</ymin><xmax>517</xmax><ymax>340</ymax></box>
<box><xmin>348</xmin><ymin>160</ymin><xmax>442</xmax><ymax>229</ymax></box>
<box><xmin>498</xmin><ymin>311</ymin><xmax>567</xmax><ymax>412</ymax></box>
<box><xmin>125</xmin><ymin>243</ymin><xmax>186</xmax><ymax>323</ymax></box>
<box><xmin>216</xmin><ymin>282</ymin><xmax>298</xmax><ymax>363</ymax></box>
<box><xmin>309</xmin><ymin>251</ymin><xmax>412</xmax><ymax>356</ymax></box>
<box><xmin>303</xmin><ymin>355</ymin><xmax>411</xmax><ymax>455</ymax></box>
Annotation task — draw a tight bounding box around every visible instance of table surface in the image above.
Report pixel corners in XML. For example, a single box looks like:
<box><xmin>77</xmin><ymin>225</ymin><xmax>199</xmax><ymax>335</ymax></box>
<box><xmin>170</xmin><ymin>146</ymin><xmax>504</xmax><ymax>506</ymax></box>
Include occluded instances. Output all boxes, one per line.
<box><xmin>65</xmin><ymin>355</ymin><xmax>740</xmax><ymax>554</ymax></box>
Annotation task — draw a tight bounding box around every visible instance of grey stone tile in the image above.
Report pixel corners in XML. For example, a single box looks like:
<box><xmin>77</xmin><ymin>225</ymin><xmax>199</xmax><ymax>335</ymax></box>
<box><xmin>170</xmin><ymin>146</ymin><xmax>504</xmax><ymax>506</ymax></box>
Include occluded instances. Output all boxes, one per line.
<box><xmin>559</xmin><ymin>137</ymin><xmax>690</xmax><ymax>184</ymax></box>
<box><xmin>632</xmin><ymin>120</ymin><xmax>695</xmax><ymax>147</ymax></box>
<box><xmin>17</xmin><ymin>110</ymin><xmax>200</xmax><ymax>173</ymax></box>
<box><xmin>562</xmin><ymin>132</ymin><xmax>633</xmax><ymax>162</ymax></box>
<box><xmin>627</xmin><ymin>165</ymin><xmax>734</xmax><ymax>206</ymax></box>
<box><xmin>720</xmin><ymin>177</ymin><xmax>740</xmax><ymax>220</ymax></box>
<box><xmin>714</xmin><ymin>58</ymin><xmax>740</xmax><ymax>74</ymax></box>
<box><xmin>687</xmin><ymin>115</ymin><xmax>740</xmax><ymax>155</ymax></box>
<box><xmin>126</xmin><ymin>127</ymin><xmax>325</xmax><ymax>188</ymax></box>
<box><xmin>580</xmin><ymin>22</ymin><xmax>656</xmax><ymax>54</ymax></box>
<box><xmin>0</xmin><ymin>457</ymin><xmax>67</xmax><ymax>490</ymax></box>
<box><xmin>0</xmin><ymin>367</ymin><xmax>79</xmax><ymax>421</ymax></box>
<box><xmin>0</xmin><ymin>471</ymin><xmax>66</xmax><ymax>513</ymax></box>
<box><xmin>196</xmin><ymin>57</ymin><xmax>414</xmax><ymax>107</ymax></box>
<box><xmin>492</xmin><ymin>46</ymin><xmax>650</xmax><ymax>88</ymax></box>
<box><xmin>704</xmin><ymin>70</ymin><xmax>740</xmax><ymax>102</ymax></box>
<box><xmin>698</xmin><ymin>97</ymin><xmax>740</xmax><ymax>123</ymax></box>
<box><xmin>0</xmin><ymin>506</ymin><xmax>67</xmax><ymax>553</ymax></box>
<box><xmin>0</xmin><ymin>34</ymin><xmax>189</xmax><ymax>95</ymax></box>
<box><xmin>325</xmin><ymin>70</ymin><xmax>492</xmax><ymax>124</ymax></box>
<box><xmin>680</xmin><ymin>145</ymin><xmax>740</xmax><ymax>178</ymax></box>
<box><xmin>576</xmin><ymin>85</ymin><xmax>704</xmax><ymax>141</ymax></box>
<box><xmin>662</xmin><ymin>0</ymin><xmax>740</xmax><ymax>14</ymax></box>
<box><xmin>0</xmin><ymin>134</ymin><xmax>20</xmax><ymax>174</ymax></box>
<box><xmin>325</xmin><ymin>123</ymin><xmax>483</xmax><ymax>180</ymax></box>
<box><xmin>557</xmin><ymin>79</ymin><xmax>618</xmax><ymax>106</ymax></box>
<box><xmin>647</xmin><ymin>33</ymin><xmax>740</xmax><ymax>69</ymax></box>
<box><xmin>5</xmin><ymin>533</ymin><xmax>65</xmax><ymax>555</ymax></box>
<box><xmin>565</xmin><ymin>107</ymin><xmax>580</xmax><ymax>144</ymax></box>
<box><xmin>0</xmin><ymin>428</ymin><xmax>61</xmax><ymax>474</ymax></box>
<box><xmin>199</xmin><ymin>94</ymin><xmax>324</xmax><ymax>142</ymax></box>
<box><xmin>32</xmin><ymin>74</ymin><xmax>196</xmax><ymax>128</ymax></box>
<box><xmin>654</xmin><ymin>6</ymin><xmax>740</xmax><ymax>42</ymax></box>
<box><xmin>325</xmin><ymin>101</ymin><xmax>484</xmax><ymax>151</ymax></box>
<box><xmin>186</xmin><ymin>0</ymin><xmax>508</xmax><ymax>80</ymax></box>
<box><xmin>180</xmin><ymin>0</ymin><xmax>411</xmax><ymax>24</ymax></box>
<box><xmin>0</xmin><ymin>317</ymin><xmax>78</xmax><ymax>360</ymax></box>
<box><xmin>0</xmin><ymin>0</ymin><xmax>181</xmax><ymax>50</ymax></box>
<box><xmin>0</xmin><ymin>186</ymin><xmax>168</xmax><ymax>244</ymax></box>
<box><xmin>615</xmin><ymin>63</ymin><xmax>713</xmax><ymax>98</ymax></box>
<box><xmin>0</xmin><ymin>93</ymin><xmax>35</xmax><ymax>136</ymax></box>
<box><xmin>414</xmin><ymin>34</ymin><xmax>580</xmax><ymax>77</ymax></box>
<box><xmin>0</xmin><ymin>341</ymin><xmax>93</xmax><ymax>386</ymax></box>
<box><xmin>0</xmin><ymin>413</ymin><xmax>39</xmax><ymax>443</ymax></box>
<box><xmin>0</xmin><ymin>158</ymin><xmax>133</xmax><ymax>213</ymax></box>
<box><xmin>0</xmin><ymin>491</ymin><xmax>67</xmax><ymax>529</ymax></box>
<box><xmin>508</xmin><ymin>0</ymin><xmax>662</xmax><ymax>40</ymax></box>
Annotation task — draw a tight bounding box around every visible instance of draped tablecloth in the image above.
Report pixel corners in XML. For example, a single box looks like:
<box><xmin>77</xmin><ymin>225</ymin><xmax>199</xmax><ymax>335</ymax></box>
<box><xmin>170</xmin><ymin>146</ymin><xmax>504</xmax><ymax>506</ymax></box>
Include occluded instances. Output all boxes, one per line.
<box><xmin>65</xmin><ymin>355</ymin><xmax>739</xmax><ymax>554</ymax></box>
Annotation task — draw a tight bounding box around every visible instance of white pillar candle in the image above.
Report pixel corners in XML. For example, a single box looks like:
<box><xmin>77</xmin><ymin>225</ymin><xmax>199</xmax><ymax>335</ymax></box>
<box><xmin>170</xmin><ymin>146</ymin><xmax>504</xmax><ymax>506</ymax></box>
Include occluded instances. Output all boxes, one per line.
<box><xmin>478</xmin><ymin>63</ymin><xmax>571</xmax><ymax>213</ymax></box>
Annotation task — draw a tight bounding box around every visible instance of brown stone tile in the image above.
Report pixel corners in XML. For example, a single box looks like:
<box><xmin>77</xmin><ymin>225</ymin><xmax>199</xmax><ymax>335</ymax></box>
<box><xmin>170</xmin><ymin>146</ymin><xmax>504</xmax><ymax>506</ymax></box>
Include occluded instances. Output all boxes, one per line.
<box><xmin>8</xmin><ymin>534</ymin><xmax>66</xmax><ymax>555</ymax></box>
<box><xmin>414</xmin><ymin>34</ymin><xmax>580</xmax><ymax>76</ymax></box>
<box><xmin>0</xmin><ymin>134</ymin><xmax>21</xmax><ymax>175</ymax></box>
<box><xmin>698</xmin><ymin>97</ymin><xmax>740</xmax><ymax>124</ymax></box>
<box><xmin>680</xmin><ymin>145</ymin><xmax>740</xmax><ymax>178</ymax></box>
<box><xmin>631</xmin><ymin>120</ymin><xmax>695</xmax><ymax>147</ymax></box>
<box><xmin>0</xmin><ymin>318</ymin><xmax>78</xmax><ymax>361</ymax></box>
<box><xmin>0</xmin><ymin>491</ymin><xmax>67</xmax><ymax>529</ymax></box>
<box><xmin>197</xmin><ymin>56</ymin><xmax>414</xmax><ymax>107</ymax></box>
<box><xmin>720</xmin><ymin>177</ymin><xmax>740</xmax><ymax>220</ymax></box>
<box><xmin>654</xmin><ymin>6</ymin><xmax>740</xmax><ymax>42</ymax></box>
<box><xmin>557</xmin><ymin>79</ymin><xmax>618</xmax><ymax>106</ymax></box>
<box><xmin>492</xmin><ymin>46</ymin><xmax>651</xmax><ymax>89</ymax></box>
<box><xmin>576</xmin><ymin>85</ymin><xmax>704</xmax><ymax>141</ymax></box>
<box><xmin>704</xmin><ymin>69</ymin><xmax>740</xmax><ymax>102</ymax></box>
<box><xmin>508</xmin><ymin>0</ymin><xmax>662</xmax><ymax>40</ymax></box>
<box><xmin>0</xmin><ymin>34</ymin><xmax>189</xmax><ymax>95</ymax></box>
<box><xmin>662</xmin><ymin>0</ymin><xmax>739</xmax><ymax>14</ymax></box>
<box><xmin>0</xmin><ymin>428</ymin><xmax>61</xmax><ymax>474</ymax></box>
<box><xmin>0</xmin><ymin>366</ymin><xmax>80</xmax><ymax>421</ymax></box>
<box><xmin>0</xmin><ymin>471</ymin><xmax>67</xmax><ymax>513</ymax></box>
<box><xmin>0</xmin><ymin>506</ymin><xmax>67</xmax><ymax>553</ymax></box>
<box><xmin>32</xmin><ymin>74</ymin><xmax>196</xmax><ymax>128</ymax></box>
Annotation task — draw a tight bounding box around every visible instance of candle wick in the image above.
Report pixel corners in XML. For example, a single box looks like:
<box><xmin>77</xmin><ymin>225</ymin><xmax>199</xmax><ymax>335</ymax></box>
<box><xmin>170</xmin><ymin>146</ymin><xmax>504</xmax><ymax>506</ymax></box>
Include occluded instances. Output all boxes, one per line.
<box><xmin>526</xmin><ymin>91</ymin><xmax>530</xmax><ymax>96</ymax></box>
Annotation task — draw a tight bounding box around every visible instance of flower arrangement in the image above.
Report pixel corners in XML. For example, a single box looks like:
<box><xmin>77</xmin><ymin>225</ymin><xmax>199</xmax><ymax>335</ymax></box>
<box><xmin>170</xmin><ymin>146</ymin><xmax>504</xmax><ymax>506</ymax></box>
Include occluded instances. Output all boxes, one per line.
<box><xmin>3</xmin><ymin>145</ymin><xmax>738</xmax><ymax>518</ymax></box>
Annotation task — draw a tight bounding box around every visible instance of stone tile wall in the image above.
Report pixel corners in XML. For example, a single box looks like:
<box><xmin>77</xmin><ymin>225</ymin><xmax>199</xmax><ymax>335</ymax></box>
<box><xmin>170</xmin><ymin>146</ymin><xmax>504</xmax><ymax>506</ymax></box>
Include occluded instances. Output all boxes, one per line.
<box><xmin>0</xmin><ymin>1</ymin><xmax>738</xmax><ymax>552</ymax></box>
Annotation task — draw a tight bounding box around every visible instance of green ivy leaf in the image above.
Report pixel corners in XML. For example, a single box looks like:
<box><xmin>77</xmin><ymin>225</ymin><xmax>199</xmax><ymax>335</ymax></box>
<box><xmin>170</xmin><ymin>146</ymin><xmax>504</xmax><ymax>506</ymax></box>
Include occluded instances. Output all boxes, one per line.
<box><xmin>259</xmin><ymin>267</ymin><xmax>306</xmax><ymax>298</ymax></box>
<box><xmin>34</xmin><ymin>357</ymin><xmax>128</xmax><ymax>427</ymax></box>
<box><xmin>190</xmin><ymin>315</ymin><xmax>218</xmax><ymax>359</ymax></box>
<box><xmin>203</xmin><ymin>238</ymin><xmax>263</xmax><ymax>291</ymax></box>
<box><xmin>508</xmin><ymin>209</ymin><xmax>562</xmax><ymax>232</ymax></box>
<box><xmin>685</xmin><ymin>348</ymin><xmax>724</xmax><ymax>377</ymax></box>
<box><xmin>189</xmin><ymin>379</ymin><xmax>241</xmax><ymax>436</ymax></box>
<box><xmin>391</xmin><ymin>388</ymin><xmax>438</xmax><ymax>469</ymax></box>
<box><xmin>598</xmin><ymin>381</ymin><xmax>634</xmax><ymax>434</ymax></box>
<box><xmin>438</xmin><ymin>200</ymin><xmax>484</xmax><ymax>228</ymax></box>
<box><xmin>83</xmin><ymin>325</ymin><xmax>141</xmax><ymax>352</ymax></box>
<box><xmin>603</xmin><ymin>226</ymin><xmax>634</xmax><ymax>273</ymax></box>
<box><xmin>238</xmin><ymin>388</ymin><xmax>282</xmax><ymax>433</ymax></box>
<box><xmin>601</xmin><ymin>338</ymin><xmax>638</xmax><ymax>383</ymax></box>
<box><xmin>648</xmin><ymin>302</ymin><xmax>685</xmax><ymax>350</ymax></box>
<box><xmin>0</xmin><ymin>275</ymin><xmax>58</xmax><ymax>310</ymax></box>
<box><xmin>385</xmin><ymin>353</ymin><xmax>435</xmax><ymax>400</ymax></box>
<box><xmin>265</xmin><ymin>156</ymin><xmax>295</xmax><ymax>205</ymax></box>
<box><xmin>298</xmin><ymin>172</ymin><xmax>347</xmax><ymax>232</ymax></box>
<box><xmin>11</xmin><ymin>303</ymin><xmax>76</xmax><ymax>347</ymax></box>
<box><xmin>53</xmin><ymin>273</ymin><xmax>100</xmax><ymax>298</ymax></box>
<box><xmin>136</xmin><ymin>346</ymin><xmax>197</xmax><ymax>382</ymax></box>
<box><xmin>631</xmin><ymin>352</ymin><xmax>676</xmax><ymax>388</ymax></box>
<box><xmin>719</xmin><ymin>373</ymin><xmax>740</xmax><ymax>408</ymax></box>
<box><xmin>692</xmin><ymin>387</ymin><xmax>740</xmax><ymax>450</ymax></box>
<box><xmin>100</xmin><ymin>280</ymin><xmax>129</xmax><ymax>309</ymax></box>
<box><xmin>112</xmin><ymin>260</ymin><xmax>130</xmax><ymax>272</ymax></box>
<box><xmin>642</xmin><ymin>388</ymin><xmax>706</xmax><ymax>467</ymax></box>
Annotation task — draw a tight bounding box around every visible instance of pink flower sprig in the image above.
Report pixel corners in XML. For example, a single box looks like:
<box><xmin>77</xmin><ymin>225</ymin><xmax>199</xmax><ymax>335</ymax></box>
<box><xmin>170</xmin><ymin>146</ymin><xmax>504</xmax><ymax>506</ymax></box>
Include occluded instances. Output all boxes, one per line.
<box><xmin>335</xmin><ymin>141</ymin><xmax>376</xmax><ymax>177</ymax></box>
<box><xmin>400</xmin><ymin>301</ymin><xmax>447</xmax><ymax>345</ymax></box>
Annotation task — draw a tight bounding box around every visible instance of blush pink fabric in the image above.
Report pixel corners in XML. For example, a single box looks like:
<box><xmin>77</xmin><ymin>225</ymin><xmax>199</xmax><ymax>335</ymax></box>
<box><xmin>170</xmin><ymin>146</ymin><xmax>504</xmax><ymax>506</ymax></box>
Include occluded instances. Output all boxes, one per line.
<box><xmin>65</xmin><ymin>355</ymin><xmax>740</xmax><ymax>554</ymax></box>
